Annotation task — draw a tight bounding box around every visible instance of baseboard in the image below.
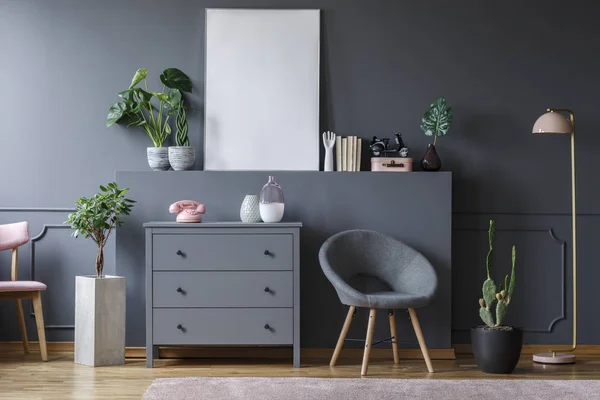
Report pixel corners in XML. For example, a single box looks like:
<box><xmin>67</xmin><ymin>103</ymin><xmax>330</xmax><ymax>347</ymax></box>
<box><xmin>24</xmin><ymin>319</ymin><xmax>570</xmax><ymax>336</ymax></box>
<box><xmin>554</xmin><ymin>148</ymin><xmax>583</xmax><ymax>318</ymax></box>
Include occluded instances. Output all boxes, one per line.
<box><xmin>8</xmin><ymin>342</ymin><xmax>599</xmax><ymax>359</ymax></box>
<box><xmin>454</xmin><ymin>344</ymin><xmax>600</xmax><ymax>355</ymax></box>
<box><xmin>0</xmin><ymin>342</ymin><xmax>454</xmax><ymax>360</ymax></box>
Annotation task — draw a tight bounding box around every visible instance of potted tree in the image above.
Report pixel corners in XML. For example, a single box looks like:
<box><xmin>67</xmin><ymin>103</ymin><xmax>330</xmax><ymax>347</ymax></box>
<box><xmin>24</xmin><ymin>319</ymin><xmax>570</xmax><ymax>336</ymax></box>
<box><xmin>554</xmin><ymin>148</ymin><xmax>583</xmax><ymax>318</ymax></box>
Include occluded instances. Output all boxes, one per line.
<box><xmin>419</xmin><ymin>97</ymin><xmax>452</xmax><ymax>171</ymax></box>
<box><xmin>472</xmin><ymin>220</ymin><xmax>522</xmax><ymax>374</ymax></box>
<box><xmin>168</xmin><ymin>99</ymin><xmax>195</xmax><ymax>170</ymax></box>
<box><xmin>106</xmin><ymin>68</ymin><xmax>192</xmax><ymax>170</ymax></box>
<box><xmin>65</xmin><ymin>182</ymin><xmax>135</xmax><ymax>366</ymax></box>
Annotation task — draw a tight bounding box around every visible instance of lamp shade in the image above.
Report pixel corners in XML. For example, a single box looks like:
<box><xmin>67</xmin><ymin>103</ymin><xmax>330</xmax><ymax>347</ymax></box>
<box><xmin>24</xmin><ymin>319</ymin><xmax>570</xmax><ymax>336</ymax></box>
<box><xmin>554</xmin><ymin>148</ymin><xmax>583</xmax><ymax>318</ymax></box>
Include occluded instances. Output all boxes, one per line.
<box><xmin>532</xmin><ymin>111</ymin><xmax>573</xmax><ymax>134</ymax></box>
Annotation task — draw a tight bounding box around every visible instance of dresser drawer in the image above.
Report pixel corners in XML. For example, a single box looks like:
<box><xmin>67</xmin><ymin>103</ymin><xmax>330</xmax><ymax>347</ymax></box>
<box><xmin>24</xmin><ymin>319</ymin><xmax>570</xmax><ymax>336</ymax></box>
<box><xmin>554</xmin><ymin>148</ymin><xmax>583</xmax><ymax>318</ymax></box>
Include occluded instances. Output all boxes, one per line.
<box><xmin>153</xmin><ymin>271</ymin><xmax>293</xmax><ymax>308</ymax></box>
<box><xmin>152</xmin><ymin>234</ymin><xmax>293</xmax><ymax>271</ymax></box>
<box><xmin>153</xmin><ymin>308</ymin><xmax>293</xmax><ymax>345</ymax></box>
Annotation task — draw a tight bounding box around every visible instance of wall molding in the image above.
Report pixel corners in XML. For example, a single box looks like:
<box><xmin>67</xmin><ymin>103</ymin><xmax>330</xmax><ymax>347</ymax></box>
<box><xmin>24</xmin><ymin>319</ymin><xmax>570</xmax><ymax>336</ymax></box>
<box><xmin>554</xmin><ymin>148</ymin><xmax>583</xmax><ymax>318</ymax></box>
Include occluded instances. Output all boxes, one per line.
<box><xmin>452</xmin><ymin>227</ymin><xmax>567</xmax><ymax>333</ymax></box>
<box><xmin>0</xmin><ymin>207</ymin><xmax>75</xmax><ymax>212</ymax></box>
<box><xmin>29</xmin><ymin>224</ymin><xmax>75</xmax><ymax>330</ymax></box>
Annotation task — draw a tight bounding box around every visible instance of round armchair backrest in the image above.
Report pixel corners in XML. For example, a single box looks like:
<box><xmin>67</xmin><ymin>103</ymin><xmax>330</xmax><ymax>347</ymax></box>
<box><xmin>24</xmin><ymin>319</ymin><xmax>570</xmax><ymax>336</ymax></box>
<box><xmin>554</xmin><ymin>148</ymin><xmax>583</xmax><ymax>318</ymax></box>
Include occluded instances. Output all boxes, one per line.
<box><xmin>319</xmin><ymin>229</ymin><xmax>437</xmax><ymax>297</ymax></box>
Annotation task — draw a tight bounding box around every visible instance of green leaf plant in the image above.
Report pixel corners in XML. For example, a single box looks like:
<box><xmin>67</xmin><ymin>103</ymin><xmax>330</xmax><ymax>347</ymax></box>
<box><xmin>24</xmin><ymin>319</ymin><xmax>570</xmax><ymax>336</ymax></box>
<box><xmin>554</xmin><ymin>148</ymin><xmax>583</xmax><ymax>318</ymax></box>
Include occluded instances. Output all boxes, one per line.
<box><xmin>175</xmin><ymin>100</ymin><xmax>189</xmax><ymax>146</ymax></box>
<box><xmin>420</xmin><ymin>97</ymin><xmax>452</xmax><ymax>146</ymax></box>
<box><xmin>106</xmin><ymin>68</ymin><xmax>192</xmax><ymax>147</ymax></box>
<box><xmin>65</xmin><ymin>183</ymin><xmax>136</xmax><ymax>278</ymax></box>
<box><xmin>478</xmin><ymin>220</ymin><xmax>517</xmax><ymax>328</ymax></box>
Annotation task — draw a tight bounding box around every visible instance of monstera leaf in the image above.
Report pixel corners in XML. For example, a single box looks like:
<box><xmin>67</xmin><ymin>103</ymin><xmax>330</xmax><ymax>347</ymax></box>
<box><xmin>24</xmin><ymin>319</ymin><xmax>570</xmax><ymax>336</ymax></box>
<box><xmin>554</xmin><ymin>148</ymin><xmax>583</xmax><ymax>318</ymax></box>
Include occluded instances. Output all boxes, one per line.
<box><xmin>160</xmin><ymin>68</ymin><xmax>192</xmax><ymax>93</ymax></box>
<box><xmin>106</xmin><ymin>101</ymin><xmax>127</xmax><ymax>127</ymax></box>
<box><xmin>420</xmin><ymin>97</ymin><xmax>452</xmax><ymax>137</ymax></box>
<box><xmin>165</xmin><ymin>89</ymin><xmax>182</xmax><ymax>116</ymax></box>
<box><xmin>129</xmin><ymin>68</ymin><xmax>148</xmax><ymax>89</ymax></box>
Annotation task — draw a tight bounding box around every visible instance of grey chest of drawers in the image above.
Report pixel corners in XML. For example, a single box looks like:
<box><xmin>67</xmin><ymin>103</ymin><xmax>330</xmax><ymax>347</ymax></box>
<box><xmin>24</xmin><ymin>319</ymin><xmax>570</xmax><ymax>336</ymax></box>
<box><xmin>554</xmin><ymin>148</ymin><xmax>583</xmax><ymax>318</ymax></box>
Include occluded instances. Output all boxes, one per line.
<box><xmin>144</xmin><ymin>222</ymin><xmax>302</xmax><ymax>368</ymax></box>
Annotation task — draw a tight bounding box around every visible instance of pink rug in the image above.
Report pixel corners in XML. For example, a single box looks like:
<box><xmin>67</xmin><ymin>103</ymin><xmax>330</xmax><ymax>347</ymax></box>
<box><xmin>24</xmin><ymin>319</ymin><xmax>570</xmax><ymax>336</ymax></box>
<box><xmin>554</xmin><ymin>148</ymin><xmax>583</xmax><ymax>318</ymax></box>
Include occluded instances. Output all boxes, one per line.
<box><xmin>142</xmin><ymin>377</ymin><xmax>600</xmax><ymax>399</ymax></box>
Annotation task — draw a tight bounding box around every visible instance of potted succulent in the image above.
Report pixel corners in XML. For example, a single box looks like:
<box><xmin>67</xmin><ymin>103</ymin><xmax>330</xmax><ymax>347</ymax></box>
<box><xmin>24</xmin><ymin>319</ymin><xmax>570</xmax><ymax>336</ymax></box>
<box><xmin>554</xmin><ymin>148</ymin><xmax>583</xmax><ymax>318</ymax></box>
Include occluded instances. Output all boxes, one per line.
<box><xmin>168</xmin><ymin>100</ymin><xmax>195</xmax><ymax>170</ymax></box>
<box><xmin>472</xmin><ymin>220</ymin><xmax>522</xmax><ymax>374</ymax></box>
<box><xmin>106</xmin><ymin>68</ymin><xmax>192</xmax><ymax>170</ymax></box>
<box><xmin>65</xmin><ymin>182</ymin><xmax>135</xmax><ymax>366</ymax></box>
<box><xmin>419</xmin><ymin>97</ymin><xmax>452</xmax><ymax>171</ymax></box>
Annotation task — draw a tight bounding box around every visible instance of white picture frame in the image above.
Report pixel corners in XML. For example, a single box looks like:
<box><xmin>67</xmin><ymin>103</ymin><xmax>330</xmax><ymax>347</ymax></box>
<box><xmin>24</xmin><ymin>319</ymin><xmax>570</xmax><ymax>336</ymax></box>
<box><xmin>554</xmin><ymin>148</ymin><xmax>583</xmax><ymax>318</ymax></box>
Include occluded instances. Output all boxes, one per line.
<box><xmin>204</xmin><ymin>9</ymin><xmax>320</xmax><ymax>171</ymax></box>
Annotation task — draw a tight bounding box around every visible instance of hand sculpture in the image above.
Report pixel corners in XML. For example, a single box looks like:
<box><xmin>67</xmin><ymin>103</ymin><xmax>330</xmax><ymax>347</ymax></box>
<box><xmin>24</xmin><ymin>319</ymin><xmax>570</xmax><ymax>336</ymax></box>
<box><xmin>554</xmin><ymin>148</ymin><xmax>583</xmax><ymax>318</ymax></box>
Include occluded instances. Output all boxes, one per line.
<box><xmin>322</xmin><ymin>131</ymin><xmax>336</xmax><ymax>172</ymax></box>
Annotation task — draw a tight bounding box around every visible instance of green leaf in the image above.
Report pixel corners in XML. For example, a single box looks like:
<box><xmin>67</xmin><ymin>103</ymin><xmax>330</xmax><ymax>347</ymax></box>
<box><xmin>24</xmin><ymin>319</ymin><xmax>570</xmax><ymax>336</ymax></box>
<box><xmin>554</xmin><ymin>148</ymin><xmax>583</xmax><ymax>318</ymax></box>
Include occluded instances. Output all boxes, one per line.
<box><xmin>129</xmin><ymin>68</ymin><xmax>148</xmax><ymax>89</ymax></box>
<box><xmin>166</xmin><ymin>89</ymin><xmax>182</xmax><ymax>109</ymax></box>
<box><xmin>153</xmin><ymin>92</ymin><xmax>168</xmax><ymax>102</ymax></box>
<box><xmin>495</xmin><ymin>300</ymin><xmax>507</xmax><ymax>326</ymax></box>
<box><xmin>99</xmin><ymin>185</ymin><xmax>107</xmax><ymax>192</ymax></box>
<box><xmin>420</xmin><ymin>97</ymin><xmax>452</xmax><ymax>137</ymax></box>
<box><xmin>106</xmin><ymin>102</ymin><xmax>127</xmax><ymax>127</ymax></box>
<box><xmin>508</xmin><ymin>245</ymin><xmax>516</xmax><ymax>298</ymax></box>
<box><xmin>486</xmin><ymin>220</ymin><xmax>495</xmax><ymax>278</ymax></box>
<box><xmin>479</xmin><ymin>307</ymin><xmax>494</xmax><ymax>328</ymax></box>
<box><xmin>176</xmin><ymin>100</ymin><xmax>189</xmax><ymax>146</ymax></box>
<box><xmin>482</xmin><ymin>278</ymin><xmax>497</xmax><ymax>309</ymax></box>
<box><xmin>160</xmin><ymin>68</ymin><xmax>192</xmax><ymax>92</ymax></box>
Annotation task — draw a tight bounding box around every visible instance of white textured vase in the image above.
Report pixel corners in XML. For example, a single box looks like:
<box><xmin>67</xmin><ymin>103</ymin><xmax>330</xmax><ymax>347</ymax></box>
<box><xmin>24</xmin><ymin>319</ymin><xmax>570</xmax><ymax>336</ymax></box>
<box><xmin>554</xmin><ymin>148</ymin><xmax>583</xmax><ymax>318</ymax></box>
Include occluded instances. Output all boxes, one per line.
<box><xmin>240</xmin><ymin>195</ymin><xmax>262</xmax><ymax>223</ymax></box>
<box><xmin>168</xmin><ymin>146</ymin><xmax>195</xmax><ymax>171</ymax></box>
<box><xmin>147</xmin><ymin>147</ymin><xmax>171</xmax><ymax>171</ymax></box>
<box><xmin>75</xmin><ymin>275</ymin><xmax>126</xmax><ymax>367</ymax></box>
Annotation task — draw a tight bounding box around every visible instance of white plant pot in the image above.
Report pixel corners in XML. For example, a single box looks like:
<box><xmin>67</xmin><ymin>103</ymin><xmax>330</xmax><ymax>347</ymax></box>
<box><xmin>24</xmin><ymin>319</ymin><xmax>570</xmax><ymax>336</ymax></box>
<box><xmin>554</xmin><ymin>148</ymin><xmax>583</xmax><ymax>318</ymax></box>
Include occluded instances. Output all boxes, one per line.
<box><xmin>75</xmin><ymin>275</ymin><xmax>126</xmax><ymax>367</ymax></box>
<box><xmin>168</xmin><ymin>146</ymin><xmax>196</xmax><ymax>171</ymax></box>
<box><xmin>147</xmin><ymin>147</ymin><xmax>171</xmax><ymax>171</ymax></box>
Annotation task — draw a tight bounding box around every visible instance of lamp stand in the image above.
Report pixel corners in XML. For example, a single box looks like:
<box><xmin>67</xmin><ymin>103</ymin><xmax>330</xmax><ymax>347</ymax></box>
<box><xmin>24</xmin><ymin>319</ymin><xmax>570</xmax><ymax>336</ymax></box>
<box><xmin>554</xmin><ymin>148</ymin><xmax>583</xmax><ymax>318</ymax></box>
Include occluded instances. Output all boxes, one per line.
<box><xmin>533</xmin><ymin>109</ymin><xmax>577</xmax><ymax>365</ymax></box>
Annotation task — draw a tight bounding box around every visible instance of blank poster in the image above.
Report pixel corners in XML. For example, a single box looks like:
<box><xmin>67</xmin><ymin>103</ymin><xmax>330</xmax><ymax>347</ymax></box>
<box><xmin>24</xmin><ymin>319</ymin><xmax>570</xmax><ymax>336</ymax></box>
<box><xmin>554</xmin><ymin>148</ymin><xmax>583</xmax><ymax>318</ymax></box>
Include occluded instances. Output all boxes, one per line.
<box><xmin>204</xmin><ymin>9</ymin><xmax>320</xmax><ymax>171</ymax></box>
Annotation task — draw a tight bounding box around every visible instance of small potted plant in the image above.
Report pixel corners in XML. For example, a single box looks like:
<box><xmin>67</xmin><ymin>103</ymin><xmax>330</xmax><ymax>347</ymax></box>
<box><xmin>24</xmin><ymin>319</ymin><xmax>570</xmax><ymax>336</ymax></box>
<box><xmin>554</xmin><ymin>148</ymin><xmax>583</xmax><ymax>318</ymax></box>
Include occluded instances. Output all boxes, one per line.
<box><xmin>419</xmin><ymin>97</ymin><xmax>452</xmax><ymax>171</ymax></box>
<box><xmin>65</xmin><ymin>182</ymin><xmax>135</xmax><ymax>366</ymax></box>
<box><xmin>106</xmin><ymin>68</ymin><xmax>192</xmax><ymax>170</ymax></box>
<box><xmin>472</xmin><ymin>220</ymin><xmax>522</xmax><ymax>374</ymax></box>
<box><xmin>168</xmin><ymin>99</ymin><xmax>195</xmax><ymax>170</ymax></box>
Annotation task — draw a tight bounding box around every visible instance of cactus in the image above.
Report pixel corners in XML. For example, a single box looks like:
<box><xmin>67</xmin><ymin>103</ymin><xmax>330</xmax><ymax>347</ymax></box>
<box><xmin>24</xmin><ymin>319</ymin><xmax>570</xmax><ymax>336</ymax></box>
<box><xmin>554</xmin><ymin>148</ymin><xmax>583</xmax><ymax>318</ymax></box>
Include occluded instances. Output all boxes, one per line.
<box><xmin>477</xmin><ymin>220</ymin><xmax>517</xmax><ymax>327</ymax></box>
<box><xmin>175</xmin><ymin>100</ymin><xmax>189</xmax><ymax>147</ymax></box>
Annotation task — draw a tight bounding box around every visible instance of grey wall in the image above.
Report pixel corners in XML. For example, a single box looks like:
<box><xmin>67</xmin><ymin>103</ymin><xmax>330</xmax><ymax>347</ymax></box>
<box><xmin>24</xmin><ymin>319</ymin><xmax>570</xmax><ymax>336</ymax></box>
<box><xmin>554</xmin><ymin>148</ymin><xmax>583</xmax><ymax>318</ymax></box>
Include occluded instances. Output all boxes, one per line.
<box><xmin>1</xmin><ymin>0</ymin><xmax>599</xmax><ymax>345</ymax></box>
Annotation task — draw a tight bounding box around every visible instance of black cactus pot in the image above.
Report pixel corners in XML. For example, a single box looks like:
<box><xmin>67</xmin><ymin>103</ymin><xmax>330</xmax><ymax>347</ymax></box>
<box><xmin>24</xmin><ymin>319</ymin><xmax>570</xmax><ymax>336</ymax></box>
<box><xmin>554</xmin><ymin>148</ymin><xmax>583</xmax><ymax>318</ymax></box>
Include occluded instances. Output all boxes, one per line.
<box><xmin>471</xmin><ymin>327</ymin><xmax>523</xmax><ymax>374</ymax></box>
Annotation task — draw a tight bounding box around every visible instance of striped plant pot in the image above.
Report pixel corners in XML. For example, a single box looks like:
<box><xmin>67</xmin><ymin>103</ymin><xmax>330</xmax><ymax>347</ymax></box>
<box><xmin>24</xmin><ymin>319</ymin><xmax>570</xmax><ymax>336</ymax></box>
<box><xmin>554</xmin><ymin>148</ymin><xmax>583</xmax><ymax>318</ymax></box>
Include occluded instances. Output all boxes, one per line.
<box><xmin>168</xmin><ymin>146</ymin><xmax>196</xmax><ymax>171</ymax></box>
<box><xmin>147</xmin><ymin>147</ymin><xmax>171</xmax><ymax>171</ymax></box>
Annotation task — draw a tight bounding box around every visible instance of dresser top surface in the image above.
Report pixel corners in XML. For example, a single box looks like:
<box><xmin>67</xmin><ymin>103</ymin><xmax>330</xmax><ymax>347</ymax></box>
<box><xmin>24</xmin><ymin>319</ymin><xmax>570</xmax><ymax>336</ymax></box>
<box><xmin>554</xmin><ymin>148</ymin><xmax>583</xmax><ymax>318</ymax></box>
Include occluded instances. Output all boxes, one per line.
<box><xmin>143</xmin><ymin>221</ymin><xmax>302</xmax><ymax>228</ymax></box>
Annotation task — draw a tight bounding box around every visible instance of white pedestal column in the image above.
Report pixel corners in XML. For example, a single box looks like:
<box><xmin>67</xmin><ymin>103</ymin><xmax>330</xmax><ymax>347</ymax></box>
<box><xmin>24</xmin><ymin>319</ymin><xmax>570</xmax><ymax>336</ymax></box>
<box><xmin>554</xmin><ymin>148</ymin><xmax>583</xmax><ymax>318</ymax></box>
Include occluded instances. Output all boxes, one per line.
<box><xmin>75</xmin><ymin>275</ymin><xmax>126</xmax><ymax>367</ymax></box>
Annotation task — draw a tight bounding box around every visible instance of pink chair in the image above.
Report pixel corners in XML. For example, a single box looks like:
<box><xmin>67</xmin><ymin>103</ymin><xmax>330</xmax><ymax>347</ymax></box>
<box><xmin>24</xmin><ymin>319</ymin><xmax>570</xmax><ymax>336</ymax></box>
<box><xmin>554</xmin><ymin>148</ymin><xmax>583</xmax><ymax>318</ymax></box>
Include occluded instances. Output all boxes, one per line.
<box><xmin>0</xmin><ymin>222</ymin><xmax>48</xmax><ymax>361</ymax></box>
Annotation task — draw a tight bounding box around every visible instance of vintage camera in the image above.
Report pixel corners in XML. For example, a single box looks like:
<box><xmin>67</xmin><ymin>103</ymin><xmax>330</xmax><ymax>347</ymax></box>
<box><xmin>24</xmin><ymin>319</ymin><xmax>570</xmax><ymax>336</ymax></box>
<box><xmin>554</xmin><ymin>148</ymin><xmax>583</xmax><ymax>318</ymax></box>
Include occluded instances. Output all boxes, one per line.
<box><xmin>369</xmin><ymin>133</ymin><xmax>409</xmax><ymax>157</ymax></box>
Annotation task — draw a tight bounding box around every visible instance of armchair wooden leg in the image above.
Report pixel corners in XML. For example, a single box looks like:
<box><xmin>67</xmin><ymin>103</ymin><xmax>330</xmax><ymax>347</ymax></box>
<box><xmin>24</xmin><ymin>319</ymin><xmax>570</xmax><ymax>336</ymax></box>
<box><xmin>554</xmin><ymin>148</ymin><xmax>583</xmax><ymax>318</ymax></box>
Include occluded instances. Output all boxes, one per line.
<box><xmin>361</xmin><ymin>308</ymin><xmax>377</xmax><ymax>376</ymax></box>
<box><xmin>330</xmin><ymin>306</ymin><xmax>356</xmax><ymax>366</ymax></box>
<box><xmin>388</xmin><ymin>310</ymin><xmax>399</xmax><ymax>364</ymax></box>
<box><xmin>408</xmin><ymin>308</ymin><xmax>433</xmax><ymax>372</ymax></box>
<box><xmin>32</xmin><ymin>292</ymin><xmax>48</xmax><ymax>361</ymax></box>
<box><xmin>15</xmin><ymin>299</ymin><xmax>29</xmax><ymax>354</ymax></box>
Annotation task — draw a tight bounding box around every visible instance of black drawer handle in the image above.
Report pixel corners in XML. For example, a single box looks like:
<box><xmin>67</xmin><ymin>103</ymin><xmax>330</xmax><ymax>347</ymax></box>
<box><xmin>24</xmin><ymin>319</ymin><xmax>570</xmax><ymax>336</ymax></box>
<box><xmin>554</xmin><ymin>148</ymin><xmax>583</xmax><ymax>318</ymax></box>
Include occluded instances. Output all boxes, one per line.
<box><xmin>176</xmin><ymin>250</ymin><xmax>185</xmax><ymax>256</ymax></box>
<box><xmin>177</xmin><ymin>324</ymin><xmax>184</xmax><ymax>330</ymax></box>
<box><xmin>264</xmin><ymin>287</ymin><xmax>271</xmax><ymax>293</ymax></box>
<box><xmin>264</xmin><ymin>324</ymin><xmax>271</xmax><ymax>330</ymax></box>
<box><xmin>176</xmin><ymin>287</ymin><xmax>184</xmax><ymax>294</ymax></box>
<box><xmin>264</xmin><ymin>250</ymin><xmax>271</xmax><ymax>256</ymax></box>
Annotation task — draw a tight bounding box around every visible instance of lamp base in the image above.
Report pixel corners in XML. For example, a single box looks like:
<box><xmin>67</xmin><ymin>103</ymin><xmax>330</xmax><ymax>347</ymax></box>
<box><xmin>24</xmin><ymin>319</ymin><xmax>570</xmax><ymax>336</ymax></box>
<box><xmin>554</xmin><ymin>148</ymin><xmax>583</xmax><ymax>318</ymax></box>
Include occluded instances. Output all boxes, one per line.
<box><xmin>533</xmin><ymin>352</ymin><xmax>576</xmax><ymax>364</ymax></box>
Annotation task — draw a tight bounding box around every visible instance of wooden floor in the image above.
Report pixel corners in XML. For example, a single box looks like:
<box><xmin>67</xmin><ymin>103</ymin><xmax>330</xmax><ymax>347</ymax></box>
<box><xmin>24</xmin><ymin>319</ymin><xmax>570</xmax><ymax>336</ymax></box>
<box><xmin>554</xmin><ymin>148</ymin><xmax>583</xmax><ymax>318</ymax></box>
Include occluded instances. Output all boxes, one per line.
<box><xmin>1</xmin><ymin>351</ymin><xmax>599</xmax><ymax>399</ymax></box>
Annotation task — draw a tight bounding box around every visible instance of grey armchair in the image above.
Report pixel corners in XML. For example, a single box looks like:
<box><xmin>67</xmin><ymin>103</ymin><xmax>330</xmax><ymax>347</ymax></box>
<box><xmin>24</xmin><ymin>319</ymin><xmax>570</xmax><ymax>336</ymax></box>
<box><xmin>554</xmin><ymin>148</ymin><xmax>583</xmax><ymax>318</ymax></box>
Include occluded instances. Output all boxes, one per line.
<box><xmin>319</xmin><ymin>229</ymin><xmax>438</xmax><ymax>375</ymax></box>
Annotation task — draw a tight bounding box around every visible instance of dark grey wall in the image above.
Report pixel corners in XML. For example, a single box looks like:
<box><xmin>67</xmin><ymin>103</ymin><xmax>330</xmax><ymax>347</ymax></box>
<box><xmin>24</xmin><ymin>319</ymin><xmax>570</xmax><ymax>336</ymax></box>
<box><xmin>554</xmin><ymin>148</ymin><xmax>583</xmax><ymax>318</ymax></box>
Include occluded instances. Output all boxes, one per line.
<box><xmin>1</xmin><ymin>0</ymin><xmax>599</xmax><ymax>345</ymax></box>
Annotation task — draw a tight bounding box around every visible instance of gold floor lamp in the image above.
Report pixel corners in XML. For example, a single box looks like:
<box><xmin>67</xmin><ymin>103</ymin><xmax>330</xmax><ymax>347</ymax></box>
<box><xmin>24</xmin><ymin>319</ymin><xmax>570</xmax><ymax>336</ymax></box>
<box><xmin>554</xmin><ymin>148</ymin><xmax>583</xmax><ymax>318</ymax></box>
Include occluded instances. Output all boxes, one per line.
<box><xmin>531</xmin><ymin>109</ymin><xmax>577</xmax><ymax>364</ymax></box>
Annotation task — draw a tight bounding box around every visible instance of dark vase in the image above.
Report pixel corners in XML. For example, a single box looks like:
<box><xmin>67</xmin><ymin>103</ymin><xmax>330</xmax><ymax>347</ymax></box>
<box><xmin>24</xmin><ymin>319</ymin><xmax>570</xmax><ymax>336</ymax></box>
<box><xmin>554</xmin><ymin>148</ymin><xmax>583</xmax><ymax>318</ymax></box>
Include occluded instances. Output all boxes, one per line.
<box><xmin>421</xmin><ymin>144</ymin><xmax>441</xmax><ymax>171</ymax></box>
<box><xmin>471</xmin><ymin>327</ymin><xmax>523</xmax><ymax>374</ymax></box>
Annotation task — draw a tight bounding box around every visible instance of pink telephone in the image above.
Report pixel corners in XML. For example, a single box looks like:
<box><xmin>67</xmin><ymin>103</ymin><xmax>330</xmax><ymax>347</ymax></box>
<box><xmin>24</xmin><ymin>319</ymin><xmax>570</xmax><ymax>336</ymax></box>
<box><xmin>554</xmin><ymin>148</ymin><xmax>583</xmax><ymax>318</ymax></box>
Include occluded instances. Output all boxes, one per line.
<box><xmin>169</xmin><ymin>201</ymin><xmax>206</xmax><ymax>223</ymax></box>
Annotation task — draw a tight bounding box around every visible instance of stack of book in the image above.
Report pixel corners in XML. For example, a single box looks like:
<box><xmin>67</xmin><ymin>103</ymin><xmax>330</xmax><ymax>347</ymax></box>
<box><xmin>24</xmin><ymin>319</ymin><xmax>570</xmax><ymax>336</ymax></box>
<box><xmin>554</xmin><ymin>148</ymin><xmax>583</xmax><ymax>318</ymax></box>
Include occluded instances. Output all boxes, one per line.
<box><xmin>335</xmin><ymin>136</ymin><xmax>362</xmax><ymax>171</ymax></box>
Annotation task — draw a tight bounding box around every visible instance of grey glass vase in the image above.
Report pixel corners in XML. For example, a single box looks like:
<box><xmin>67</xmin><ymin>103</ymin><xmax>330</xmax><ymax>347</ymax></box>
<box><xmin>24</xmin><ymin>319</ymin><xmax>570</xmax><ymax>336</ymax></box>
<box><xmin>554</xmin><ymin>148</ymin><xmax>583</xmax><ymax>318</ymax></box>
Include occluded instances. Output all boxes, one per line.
<box><xmin>259</xmin><ymin>176</ymin><xmax>285</xmax><ymax>223</ymax></box>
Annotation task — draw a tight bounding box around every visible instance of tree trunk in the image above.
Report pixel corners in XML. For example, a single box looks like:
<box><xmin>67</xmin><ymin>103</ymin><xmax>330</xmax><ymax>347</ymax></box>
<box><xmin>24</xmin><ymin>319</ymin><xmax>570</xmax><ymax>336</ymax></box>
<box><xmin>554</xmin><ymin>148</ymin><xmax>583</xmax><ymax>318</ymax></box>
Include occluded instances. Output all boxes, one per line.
<box><xmin>95</xmin><ymin>246</ymin><xmax>104</xmax><ymax>278</ymax></box>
